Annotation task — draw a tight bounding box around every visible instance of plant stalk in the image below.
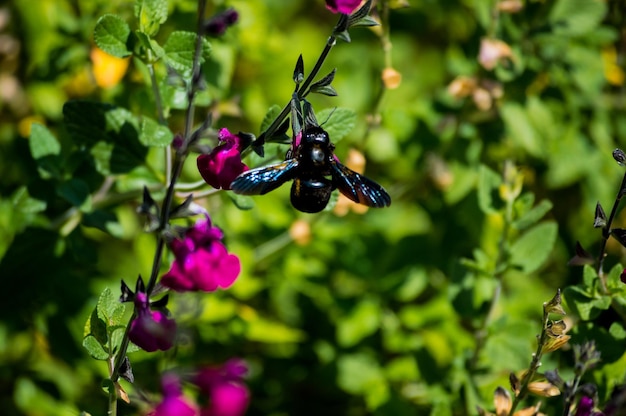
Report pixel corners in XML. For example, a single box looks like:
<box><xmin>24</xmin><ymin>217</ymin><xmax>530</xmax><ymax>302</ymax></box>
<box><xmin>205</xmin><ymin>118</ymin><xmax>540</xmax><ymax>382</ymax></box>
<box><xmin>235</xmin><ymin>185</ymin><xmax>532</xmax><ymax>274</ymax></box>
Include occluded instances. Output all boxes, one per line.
<box><xmin>108</xmin><ymin>0</ymin><xmax>208</xmax><ymax>410</ymax></box>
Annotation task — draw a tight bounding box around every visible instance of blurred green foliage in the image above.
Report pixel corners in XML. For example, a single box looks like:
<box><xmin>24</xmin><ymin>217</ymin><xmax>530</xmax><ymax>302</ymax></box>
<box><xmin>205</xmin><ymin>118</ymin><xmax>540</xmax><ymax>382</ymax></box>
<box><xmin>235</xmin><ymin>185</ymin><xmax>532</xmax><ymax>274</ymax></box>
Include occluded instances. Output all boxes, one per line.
<box><xmin>2</xmin><ymin>0</ymin><xmax>626</xmax><ymax>415</ymax></box>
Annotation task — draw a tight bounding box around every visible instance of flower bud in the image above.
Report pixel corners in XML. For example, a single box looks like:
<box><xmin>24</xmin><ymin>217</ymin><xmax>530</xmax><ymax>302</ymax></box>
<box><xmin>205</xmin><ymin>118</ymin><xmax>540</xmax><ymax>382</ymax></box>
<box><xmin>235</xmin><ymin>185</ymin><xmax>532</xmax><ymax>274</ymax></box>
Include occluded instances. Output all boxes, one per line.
<box><xmin>128</xmin><ymin>292</ymin><xmax>177</xmax><ymax>352</ymax></box>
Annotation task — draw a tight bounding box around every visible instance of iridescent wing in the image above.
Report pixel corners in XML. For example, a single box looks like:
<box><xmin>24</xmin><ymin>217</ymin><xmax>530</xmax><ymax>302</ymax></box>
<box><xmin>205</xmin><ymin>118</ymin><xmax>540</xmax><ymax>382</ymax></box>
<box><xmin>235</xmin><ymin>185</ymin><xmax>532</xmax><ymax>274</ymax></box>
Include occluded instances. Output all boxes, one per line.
<box><xmin>330</xmin><ymin>162</ymin><xmax>391</xmax><ymax>208</ymax></box>
<box><xmin>230</xmin><ymin>159</ymin><xmax>299</xmax><ymax>195</ymax></box>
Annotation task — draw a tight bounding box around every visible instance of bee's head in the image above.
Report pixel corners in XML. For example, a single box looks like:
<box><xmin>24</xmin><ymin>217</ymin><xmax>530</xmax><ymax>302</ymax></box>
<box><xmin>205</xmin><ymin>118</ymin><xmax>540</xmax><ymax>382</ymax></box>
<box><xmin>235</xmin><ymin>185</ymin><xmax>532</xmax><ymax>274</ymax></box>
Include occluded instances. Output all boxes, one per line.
<box><xmin>303</xmin><ymin>126</ymin><xmax>330</xmax><ymax>146</ymax></box>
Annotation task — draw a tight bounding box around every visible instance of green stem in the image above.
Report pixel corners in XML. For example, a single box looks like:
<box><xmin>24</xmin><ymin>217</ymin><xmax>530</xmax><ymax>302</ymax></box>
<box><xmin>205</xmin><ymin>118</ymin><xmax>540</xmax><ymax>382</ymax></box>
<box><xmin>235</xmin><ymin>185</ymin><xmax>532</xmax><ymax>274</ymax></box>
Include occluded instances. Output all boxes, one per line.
<box><xmin>508</xmin><ymin>309</ymin><xmax>550</xmax><ymax>415</ymax></box>
<box><xmin>562</xmin><ymin>373</ymin><xmax>583</xmax><ymax>416</ymax></box>
<box><xmin>596</xmin><ymin>170</ymin><xmax>626</xmax><ymax>293</ymax></box>
<box><xmin>108</xmin><ymin>0</ymin><xmax>207</xmax><ymax>397</ymax></box>
<box><xmin>250</xmin><ymin>15</ymin><xmax>344</xmax><ymax>152</ymax></box>
<box><xmin>380</xmin><ymin>0</ymin><xmax>392</xmax><ymax>68</ymax></box>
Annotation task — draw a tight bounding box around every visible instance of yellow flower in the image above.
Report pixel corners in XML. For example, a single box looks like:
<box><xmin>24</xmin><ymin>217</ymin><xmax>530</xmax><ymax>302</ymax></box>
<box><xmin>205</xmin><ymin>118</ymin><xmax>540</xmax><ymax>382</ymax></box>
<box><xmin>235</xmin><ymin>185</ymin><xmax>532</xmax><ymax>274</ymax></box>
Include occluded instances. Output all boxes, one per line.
<box><xmin>90</xmin><ymin>46</ymin><xmax>130</xmax><ymax>89</ymax></box>
<box><xmin>289</xmin><ymin>219</ymin><xmax>312</xmax><ymax>246</ymax></box>
<box><xmin>497</xmin><ymin>0</ymin><xmax>523</xmax><ymax>13</ymax></box>
<box><xmin>447</xmin><ymin>76</ymin><xmax>477</xmax><ymax>98</ymax></box>
<box><xmin>382</xmin><ymin>67</ymin><xmax>402</xmax><ymax>89</ymax></box>
<box><xmin>602</xmin><ymin>46</ymin><xmax>625</xmax><ymax>86</ymax></box>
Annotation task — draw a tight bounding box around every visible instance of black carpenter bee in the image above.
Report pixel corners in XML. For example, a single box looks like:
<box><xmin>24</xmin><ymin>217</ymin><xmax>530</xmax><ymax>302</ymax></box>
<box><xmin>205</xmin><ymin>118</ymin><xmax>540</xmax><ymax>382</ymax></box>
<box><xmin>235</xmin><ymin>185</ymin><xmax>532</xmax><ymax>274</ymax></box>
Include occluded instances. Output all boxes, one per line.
<box><xmin>230</xmin><ymin>124</ymin><xmax>391</xmax><ymax>213</ymax></box>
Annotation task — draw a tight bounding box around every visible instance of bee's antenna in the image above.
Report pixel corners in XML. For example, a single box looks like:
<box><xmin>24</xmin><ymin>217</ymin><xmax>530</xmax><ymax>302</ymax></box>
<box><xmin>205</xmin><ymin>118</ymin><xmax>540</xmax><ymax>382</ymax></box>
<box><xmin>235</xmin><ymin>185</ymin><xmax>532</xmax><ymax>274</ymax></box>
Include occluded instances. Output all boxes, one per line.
<box><xmin>319</xmin><ymin>107</ymin><xmax>336</xmax><ymax>127</ymax></box>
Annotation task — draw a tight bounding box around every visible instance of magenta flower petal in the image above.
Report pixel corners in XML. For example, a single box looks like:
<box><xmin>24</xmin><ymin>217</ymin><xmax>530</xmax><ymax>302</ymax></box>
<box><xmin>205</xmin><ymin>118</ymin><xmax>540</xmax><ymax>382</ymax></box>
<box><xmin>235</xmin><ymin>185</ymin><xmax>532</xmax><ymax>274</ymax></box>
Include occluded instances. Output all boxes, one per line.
<box><xmin>151</xmin><ymin>374</ymin><xmax>199</xmax><ymax>416</ymax></box>
<box><xmin>201</xmin><ymin>382</ymin><xmax>249</xmax><ymax>416</ymax></box>
<box><xmin>198</xmin><ymin>129</ymin><xmax>249</xmax><ymax>190</ymax></box>
<box><xmin>575</xmin><ymin>396</ymin><xmax>594</xmax><ymax>416</ymax></box>
<box><xmin>161</xmin><ymin>218</ymin><xmax>242</xmax><ymax>293</ymax></box>
<box><xmin>128</xmin><ymin>292</ymin><xmax>177</xmax><ymax>352</ymax></box>
<box><xmin>325</xmin><ymin>0</ymin><xmax>362</xmax><ymax>14</ymax></box>
<box><xmin>194</xmin><ymin>360</ymin><xmax>250</xmax><ymax>416</ymax></box>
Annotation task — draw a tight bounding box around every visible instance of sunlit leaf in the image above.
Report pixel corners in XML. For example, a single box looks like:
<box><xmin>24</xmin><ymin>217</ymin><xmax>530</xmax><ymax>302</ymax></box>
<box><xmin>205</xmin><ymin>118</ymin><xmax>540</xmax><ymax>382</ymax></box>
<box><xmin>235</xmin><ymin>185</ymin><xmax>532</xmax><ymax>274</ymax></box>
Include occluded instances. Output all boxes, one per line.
<box><xmin>317</xmin><ymin>107</ymin><xmax>356</xmax><ymax>142</ymax></box>
<box><xmin>510</xmin><ymin>221</ymin><xmax>558</xmax><ymax>273</ymax></box>
<box><xmin>163</xmin><ymin>31</ymin><xmax>211</xmax><ymax>73</ymax></box>
<box><xmin>135</xmin><ymin>0</ymin><xmax>168</xmax><ymax>36</ymax></box>
<box><xmin>94</xmin><ymin>15</ymin><xmax>132</xmax><ymax>58</ymax></box>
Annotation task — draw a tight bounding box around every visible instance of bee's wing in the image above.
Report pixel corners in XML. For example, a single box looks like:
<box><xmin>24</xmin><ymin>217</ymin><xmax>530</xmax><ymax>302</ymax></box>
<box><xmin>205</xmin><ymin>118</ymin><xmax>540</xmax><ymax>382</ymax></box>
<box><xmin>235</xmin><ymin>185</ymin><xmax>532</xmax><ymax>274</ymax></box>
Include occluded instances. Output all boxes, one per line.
<box><xmin>230</xmin><ymin>159</ymin><xmax>299</xmax><ymax>195</ymax></box>
<box><xmin>330</xmin><ymin>162</ymin><xmax>391</xmax><ymax>208</ymax></box>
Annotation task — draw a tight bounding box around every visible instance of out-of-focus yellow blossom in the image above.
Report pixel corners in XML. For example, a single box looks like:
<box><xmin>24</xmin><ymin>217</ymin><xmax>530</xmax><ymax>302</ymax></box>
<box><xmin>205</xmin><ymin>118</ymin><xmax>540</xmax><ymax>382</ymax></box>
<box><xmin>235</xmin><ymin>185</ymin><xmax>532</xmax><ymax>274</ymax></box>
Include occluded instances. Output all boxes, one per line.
<box><xmin>498</xmin><ymin>0</ymin><xmax>523</xmax><ymax>13</ymax></box>
<box><xmin>602</xmin><ymin>46</ymin><xmax>625</xmax><ymax>86</ymax></box>
<box><xmin>90</xmin><ymin>46</ymin><xmax>130</xmax><ymax>89</ymax></box>
<box><xmin>18</xmin><ymin>116</ymin><xmax>45</xmax><ymax>137</ymax></box>
<box><xmin>289</xmin><ymin>219</ymin><xmax>312</xmax><ymax>246</ymax></box>
<box><xmin>382</xmin><ymin>67</ymin><xmax>402</xmax><ymax>89</ymax></box>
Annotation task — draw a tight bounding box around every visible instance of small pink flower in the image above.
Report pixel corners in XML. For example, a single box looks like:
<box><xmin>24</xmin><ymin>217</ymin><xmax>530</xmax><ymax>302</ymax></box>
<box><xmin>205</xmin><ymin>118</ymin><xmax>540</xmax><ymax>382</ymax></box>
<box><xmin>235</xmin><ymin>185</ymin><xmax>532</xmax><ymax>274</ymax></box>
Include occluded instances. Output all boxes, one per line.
<box><xmin>195</xmin><ymin>359</ymin><xmax>250</xmax><ymax>416</ymax></box>
<box><xmin>478</xmin><ymin>37</ymin><xmax>513</xmax><ymax>70</ymax></box>
<box><xmin>128</xmin><ymin>292</ymin><xmax>177</xmax><ymax>352</ymax></box>
<box><xmin>150</xmin><ymin>374</ymin><xmax>199</xmax><ymax>416</ymax></box>
<box><xmin>325</xmin><ymin>0</ymin><xmax>362</xmax><ymax>14</ymax></box>
<box><xmin>161</xmin><ymin>217</ymin><xmax>241</xmax><ymax>292</ymax></box>
<box><xmin>198</xmin><ymin>128</ymin><xmax>249</xmax><ymax>190</ymax></box>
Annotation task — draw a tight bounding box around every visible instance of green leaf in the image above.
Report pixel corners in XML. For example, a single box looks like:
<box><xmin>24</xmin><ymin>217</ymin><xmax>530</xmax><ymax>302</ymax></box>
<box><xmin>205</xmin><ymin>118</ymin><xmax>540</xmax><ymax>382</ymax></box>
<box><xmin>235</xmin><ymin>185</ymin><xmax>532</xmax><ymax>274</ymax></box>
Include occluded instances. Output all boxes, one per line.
<box><xmin>64</xmin><ymin>101</ymin><xmax>148</xmax><ymax>174</ymax></box>
<box><xmin>29</xmin><ymin>123</ymin><xmax>62</xmax><ymax>179</ymax></box>
<box><xmin>94</xmin><ymin>14</ymin><xmax>132</xmax><ymax>58</ymax></box>
<box><xmin>260</xmin><ymin>105</ymin><xmax>283</xmax><ymax>133</ymax></box>
<box><xmin>228</xmin><ymin>192</ymin><xmax>255</xmax><ymax>210</ymax></box>
<box><xmin>606</xmin><ymin>263</ymin><xmax>625</xmax><ymax>291</ymax></box>
<box><xmin>563</xmin><ymin>286</ymin><xmax>610</xmax><ymax>320</ymax></box>
<box><xmin>135</xmin><ymin>31</ymin><xmax>166</xmax><ymax>59</ymax></box>
<box><xmin>83</xmin><ymin>210</ymin><xmax>122</xmax><ymax>236</ymax></box>
<box><xmin>163</xmin><ymin>31</ymin><xmax>211</xmax><ymax>73</ymax></box>
<box><xmin>56</xmin><ymin>179</ymin><xmax>92</xmax><ymax>211</ymax></box>
<box><xmin>310</xmin><ymin>84</ymin><xmax>338</xmax><ymax>97</ymax></box>
<box><xmin>317</xmin><ymin>108</ymin><xmax>356</xmax><ymax>142</ymax></box>
<box><xmin>10</xmin><ymin>187</ymin><xmax>47</xmax><ymax>223</ymax></box>
<box><xmin>550</xmin><ymin>0</ymin><xmax>607</xmax><ymax>36</ymax></box>
<box><xmin>139</xmin><ymin>117</ymin><xmax>173</xmax><ymax>147</ymax></box>
<box><xmin>29</xmin><ymin>123</ymin><xmax>60</xmax><ymax>159</ymax></box>
<box><xmin>349</xmin><ymin>15</ymin><xmax>379</xmax><ymax>28</ymax></box>
<box><xmin>96</xmin><ymin>287</ymin><xmax>125</xmax><ymax>328</ymax></box>
<box><xmin>609</xmin><ymin>322</ymin><xmax>626</xmax><ymax>340</ymax></box>
<box><xmin>134</xmin><ymin>0</ymin><xmax>168</xmax><ymax>36</ymax></box>
<box><xmin>477</xmin><ymin>164</ymin><xmax>502</xmax><ymax>214</ymax></box>
<box><xmin>83</xmin><ymin>335</ymin><xmax>109</xmax><ymax>360</ymax></box>
<box><xmin>501</xmin><ymin>102</ymin><xmax>543</xmax><ymax>158</ymax></box>
<box><xmin>513</xmin><ymin>199</ymin><xmax>553</xmax><ymax>230</ymax></box>
<box><xmin>246</xmin><ymin>317</ymin><xmax>306</xmax><ymax>343</ymax></box>
<box><xmin>337</xmin><ymin>352</ymin><xmax>390</xmax><ymax>410</ymax></box>
<box><xmin>84</xmin><ymin>307</ymin><xmax>108</xmax><ymax>346</ymax></box>
<box><xmin>582</xmin><ymin>264</ymin><xmax>598</xmax><ymax>290</ymax></box>
<box><xmin>337</xmin><ymin>298</ymin><xmax>381</xmax><ymax>347</ymax></box>
<box><xmin>509</xmin><ymin>221</ymin><xmax>557</xmax><ymax>273</ymax></box>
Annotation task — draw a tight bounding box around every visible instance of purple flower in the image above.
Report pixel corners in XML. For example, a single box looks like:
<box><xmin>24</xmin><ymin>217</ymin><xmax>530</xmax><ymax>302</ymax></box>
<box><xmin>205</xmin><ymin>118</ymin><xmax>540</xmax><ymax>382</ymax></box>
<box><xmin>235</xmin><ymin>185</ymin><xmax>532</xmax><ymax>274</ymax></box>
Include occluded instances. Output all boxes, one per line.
<box><xmin>204</xmin><ymin>8</ymin><xmax>239</xmax><ymax>37</ymax></box>
<box><xmin>161</xmin><ymin>217</ymin><xmax>241</xmax><ymax>292</ymax></box>
<box><xmin>575</xmin><ymin>396</ymin><xmax>595</xmax><ymax>416</ymax></box>
<box><xmin>150</xmin><ymin>374</ymin><xmax>199</xmax><ymax>416</ymax></box>
<box><xmin>197</xmin><ymin>128</ymin><xmax>249</xmax><ymax>190</ymax></box>
<box><xmin>194</xmin><ymin>359</ymin><xmax>250</xmax><ymax>416</ymax></box>
<box><xmin>325</xmin><ymin>0</ymin><xmax>362</xmax><ymax>14</ymax></box>
<box><xmin>128</xmin><ymin>292</ymin><xmax>177</xmax><ymax>352</ymax></box>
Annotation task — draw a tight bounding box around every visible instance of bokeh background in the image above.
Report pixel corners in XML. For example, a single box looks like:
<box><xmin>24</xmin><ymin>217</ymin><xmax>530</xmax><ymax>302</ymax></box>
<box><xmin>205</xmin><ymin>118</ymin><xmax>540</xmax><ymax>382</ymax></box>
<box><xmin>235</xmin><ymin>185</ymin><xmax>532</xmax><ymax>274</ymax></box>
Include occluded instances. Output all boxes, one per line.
<box><xmin>1</xmin><ymin>0</ymin><xmax>626</xmax><ymax>415</ymax></box>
